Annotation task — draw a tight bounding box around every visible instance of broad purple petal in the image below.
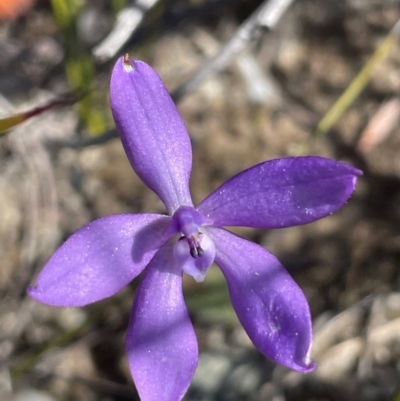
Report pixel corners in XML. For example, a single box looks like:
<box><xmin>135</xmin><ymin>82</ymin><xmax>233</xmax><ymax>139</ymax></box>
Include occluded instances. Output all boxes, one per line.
<box><xmin>198</xmin><ymin>157</ymin><xmax>361</xmax><ymax>228</ymax></box>
<box><xmin>209</xmin><ymin>227</ymin><xmax>315</xmax><ymax>373</ymax></box>
<box><xmin>127</xmin><ymin>241</ymin><xmax>198</xmax><ymax>401</ymax></box>
<box><xmin>110</xmin><ymin>58</ymin><xmax>193</xmax><ymax>214</ymax></box>
<box><xmin>28</xmin><ymin>214</ymin><xmax>169</xmax><ymax>307</ymax></box>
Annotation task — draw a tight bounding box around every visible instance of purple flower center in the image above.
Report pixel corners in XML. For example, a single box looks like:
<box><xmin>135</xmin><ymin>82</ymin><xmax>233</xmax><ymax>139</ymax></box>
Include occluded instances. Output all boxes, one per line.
<box><xmin>167</xmin><ymin>206</ymin><xmax>216</xmax><ymax>282</ymax></box>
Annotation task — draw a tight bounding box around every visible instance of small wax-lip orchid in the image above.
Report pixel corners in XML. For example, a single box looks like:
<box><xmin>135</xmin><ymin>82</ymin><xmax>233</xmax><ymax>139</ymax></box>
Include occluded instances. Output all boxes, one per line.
<box><xmin>28</xmin><ymin>56</ymin><xmax>361</xmax><ymax>401</ymax></box>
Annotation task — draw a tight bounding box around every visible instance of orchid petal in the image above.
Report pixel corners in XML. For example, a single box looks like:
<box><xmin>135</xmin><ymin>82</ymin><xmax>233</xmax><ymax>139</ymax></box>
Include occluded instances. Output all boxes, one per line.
<box><xmin>110</xmin><ymin>58</ymin><xmax>193</xmax><ymax>214</ymax></box>
<box><xmin>127</xmin><ymin>241</ymin><xmax>198</xmax><ymax>401</ymax></box>
<box><xmin>28</xmin><ymin>214</ymin><xmax>169</xmax><ymax>307</ymax></box>
<box><xmin>198</xmin><ymin>157</ymin><xmax>361</xmax><ymax>228</ymax></box>
<box><xmin>209</xmin><ymin>227</ymin><xmax>315</xmax><ymax>373</ymax></box>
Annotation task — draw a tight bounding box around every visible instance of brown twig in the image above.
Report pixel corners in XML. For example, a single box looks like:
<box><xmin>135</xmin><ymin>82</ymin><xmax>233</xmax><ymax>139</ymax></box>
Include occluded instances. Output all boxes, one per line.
<box><xmin>93</xmin><ymin>0</ymin><xmax>161</xmax><ymax>63</ymax></box>
<box><xmin>171</xmin><ymin>0</ymin><xmax>294</xmax><ymax>103</ymax></box>
<box><xmin>54</xmin><ymin>0</ymin><xmax>294</xmax><ymax>149</ymax></box>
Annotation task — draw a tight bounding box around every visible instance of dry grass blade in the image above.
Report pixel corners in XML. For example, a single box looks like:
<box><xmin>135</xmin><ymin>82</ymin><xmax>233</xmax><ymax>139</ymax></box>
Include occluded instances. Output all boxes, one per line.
<box><xmin>171</xmin><ymin>0</ymin><xmax>295</xmax><ymax>103</ymax></box>
<box><xmin>314</xmin><ymin>19</ymin><xmax>400</xmax><ymax>137</ymax></box>
<box><xmin>0</xmin><ymin>91</ymin><xmax>84</xmax><ymax>135</ymax></box>
<box><xmin>93</xmin><ymin>0</ymin><xmax>161</xmax><ymax>62</ymax></box>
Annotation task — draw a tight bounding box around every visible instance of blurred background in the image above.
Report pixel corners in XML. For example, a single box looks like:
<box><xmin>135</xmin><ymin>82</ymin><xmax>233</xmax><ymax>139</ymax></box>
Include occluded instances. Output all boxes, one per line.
<box><xmin>1</xmin><ymin>0</ymin><xmax>400</xmax><ymax>400</ymax></box>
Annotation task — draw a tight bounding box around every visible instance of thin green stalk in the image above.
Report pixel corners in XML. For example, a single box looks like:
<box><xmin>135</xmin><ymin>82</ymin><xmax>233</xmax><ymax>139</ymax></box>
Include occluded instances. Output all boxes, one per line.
<box><xmin>314</xmin><ymin>20</ymin><xmax>400</xmax><ymax>137</ymax></box>
<box><xmin>50</xmin><ymin>0</ymin><xmax>107</xmax><ymax>134</ymax></box>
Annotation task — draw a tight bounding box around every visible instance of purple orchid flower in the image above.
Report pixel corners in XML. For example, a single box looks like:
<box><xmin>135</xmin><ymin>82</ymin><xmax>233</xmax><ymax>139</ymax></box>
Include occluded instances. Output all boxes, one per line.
<box><xmin>28</xmin><ymin>57</ymin><xmax>361</xmax><ymax>401</ymax></box>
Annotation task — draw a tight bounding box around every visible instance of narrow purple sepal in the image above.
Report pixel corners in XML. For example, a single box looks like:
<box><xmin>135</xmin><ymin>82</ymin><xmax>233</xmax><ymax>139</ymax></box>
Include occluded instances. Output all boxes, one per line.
<box><xmin>198</xmin><ymin>157</ymin><xmax>361</xmax><ymax>228</ymax></box>
<box><xmin>110</xmin><ymin>58</ymin><xmax>193</xmax><ymax>214</ymax></box>
<box><xmin>126</xmin><ymin>241</ymin><xmax>198</xmax><ymax>401</ymax></box>
<box><xmin>28</xmin><ymin>214</ymin><xmax>169</xmax><ymax>307</ymax></box>
<box><xmin>209</xmin><ymin>227</ymin><xmax>315</xmax><ymax>373</ymax></box>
